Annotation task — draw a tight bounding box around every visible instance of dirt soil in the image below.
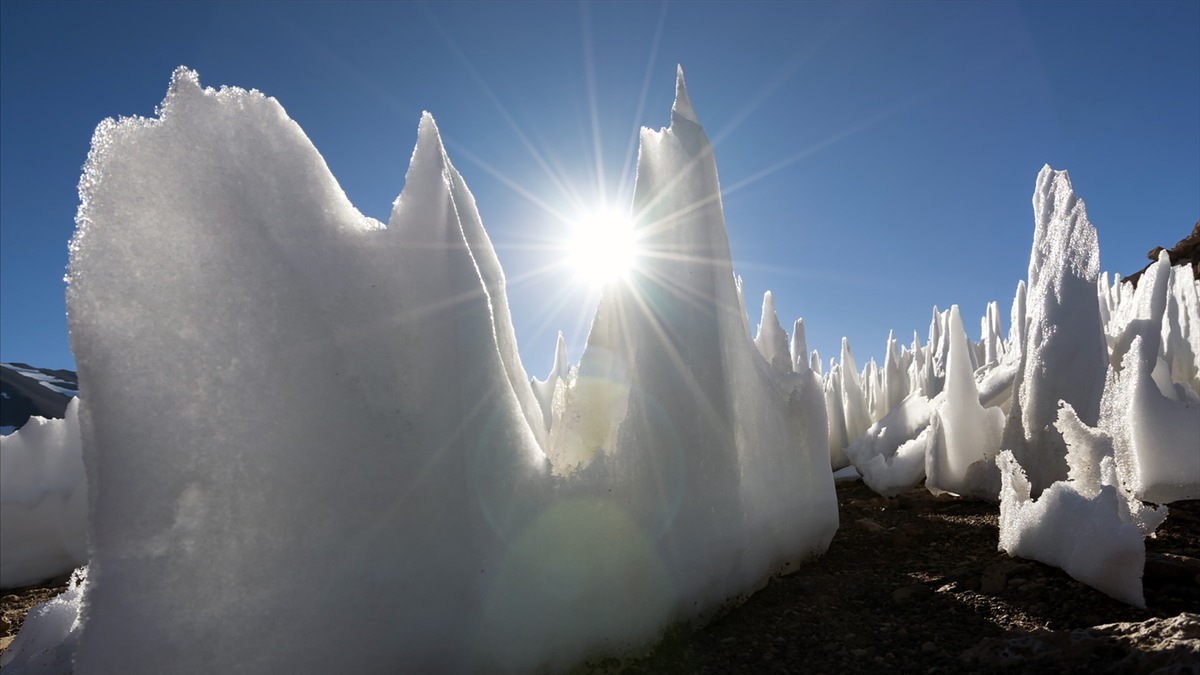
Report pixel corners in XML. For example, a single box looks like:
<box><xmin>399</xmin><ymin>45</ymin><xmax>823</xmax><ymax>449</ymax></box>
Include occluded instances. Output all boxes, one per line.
<box><xmin>2</xmin><ymin>479</ymin><xmax>1198</xmax><ymax>672</ymax></box>
<box><xmin>0</xmin><ymin>576</ymin><xmax>71</xmax><ymax>656</ymax></box>
<box><xmin>616</xmin><ymin>479</ymin><xmax>1200</xmax><ymax>674</ymax></box>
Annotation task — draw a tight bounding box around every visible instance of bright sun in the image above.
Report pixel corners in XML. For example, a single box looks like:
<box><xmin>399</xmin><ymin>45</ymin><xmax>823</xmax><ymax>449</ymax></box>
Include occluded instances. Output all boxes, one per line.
<box><xmin>566</xmin><ymin>208</ymin><xmax>639</xmax><ymax>286</ymax></box>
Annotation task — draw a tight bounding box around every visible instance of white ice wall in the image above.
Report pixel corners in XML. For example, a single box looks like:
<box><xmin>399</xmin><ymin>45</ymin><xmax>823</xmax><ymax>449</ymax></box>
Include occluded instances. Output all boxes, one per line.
<box><xmin>15</xmin><ymin>66</ymin><xmax>838</xmax><ymax>675</ymax></box>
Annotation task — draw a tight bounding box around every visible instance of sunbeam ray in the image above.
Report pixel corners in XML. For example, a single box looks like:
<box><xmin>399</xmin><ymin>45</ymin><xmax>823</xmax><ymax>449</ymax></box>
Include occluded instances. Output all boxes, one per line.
<box><xmin>442</xmin><ymin>140</ymin><xmax>574</xmax><ymax>225</ymax></box>
<box><xmin>579</xmin><ymin>2</ymin><xmax>607</xmax><ymax>204</ymax></box>
<box><xmin>618</xmin><ymin>1</ymin><xmax>670</xmax><ymax>194</ymax></box>
<box><xmin>720</xmin><ymin>45</ymin><xmax>1024</xmax><ymax>200</ymax></box>
<box><xmin>422</xmin><ymin>4</ymin><xmax>586</xmax><ymax>209</ymax></box>
<box><xmin>709</xmin><ymin>3</ymin><xmax>864</xmax><ymax>148</ymax></box>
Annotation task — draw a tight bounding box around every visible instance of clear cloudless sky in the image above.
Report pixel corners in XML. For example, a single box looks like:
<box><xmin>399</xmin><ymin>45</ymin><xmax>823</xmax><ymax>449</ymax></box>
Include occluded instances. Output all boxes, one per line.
<box><xmin>2</xmin><ymin>1</ymin><xmax>1197</xmax><ymax>378</ymax></box>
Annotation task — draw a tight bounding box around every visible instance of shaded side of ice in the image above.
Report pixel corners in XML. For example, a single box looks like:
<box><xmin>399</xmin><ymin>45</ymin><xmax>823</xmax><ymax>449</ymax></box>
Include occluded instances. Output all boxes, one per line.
<box><xmin>0</xmin><ymin>398</ymin><xmax>87</xmax><ymax>589</ymax></box>
<box><xmin>65</xmin><ymin>68</ymin><xmax>548</xmax><ymax>674</ymax></box>
<box><xmin>997</xmin><ymin>401</ymin><xmax>1167</xmax><ymax>607</ymax></box>
<box><xmin>753</xmin><ymin>291</ymin><xmax>792</xmax><ymax>374</ymax></box>
<box><xmin>926</xmin><ymin>305</ymin><xmax>1004</xmax><ymax>500</ymax></box>
<box><xmin>1103</xmin><ymin>334</ymin><xmax>1200</xmax><ymax>504</ymax></box>
<box><xmin>843</xmin><ymin>392</ymin><xmax>931</xmax><ymax>497</ymax></box>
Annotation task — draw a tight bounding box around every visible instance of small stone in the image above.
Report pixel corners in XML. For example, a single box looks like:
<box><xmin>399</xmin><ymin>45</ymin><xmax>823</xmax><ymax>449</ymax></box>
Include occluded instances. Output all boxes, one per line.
<box><xmin>980</xmin><ymin>564</ymin><xmax>1009</xmax><ymax>595</ymax></box>
<box><xmin>850</xmin><ymin>648</ymin><xmax>870</xmax><ymax>658</ymax></box>
<box><xmin>922</xmin><ymin>641</ymin><xmax>937</xmax><ymax>653</ymax></box>
<box><xmin>855</xmin><ymin>518</ymin><xmax>886</xmax><ymax>533</ymax></box>
<box><xmin>893</xmin><ymin>583</ymin><xmax>933</xmax><ymax>605</ymax></box>
<box><xmin>720</xmin><ymin>636</ymin><xmax>737</xmax><ymax>645</ymax></box>
<box><xmin>1145</xmin><ymin>552</ymin><xmax>1200</xmax><ymax>583</ymax></box>
<box><xmin>980</xmin><ymin>578</ymin><xmax>1005</xmax><ymax>595</ymax></box>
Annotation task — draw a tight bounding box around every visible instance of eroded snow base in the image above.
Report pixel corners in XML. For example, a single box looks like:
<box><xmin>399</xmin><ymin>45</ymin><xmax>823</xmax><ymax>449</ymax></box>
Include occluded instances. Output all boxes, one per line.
<box><xmin>996</xmin><ymin>401</ymin><xmax>1167</xmax><ymax>608</ymax></box>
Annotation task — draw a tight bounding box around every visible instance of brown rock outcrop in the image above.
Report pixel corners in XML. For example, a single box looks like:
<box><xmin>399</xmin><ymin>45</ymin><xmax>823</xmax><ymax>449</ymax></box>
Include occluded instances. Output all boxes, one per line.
<box><xmin>1124</xmin><ymin>221</ymin><xmax>1200</xmax><ymax>287</ymax></box>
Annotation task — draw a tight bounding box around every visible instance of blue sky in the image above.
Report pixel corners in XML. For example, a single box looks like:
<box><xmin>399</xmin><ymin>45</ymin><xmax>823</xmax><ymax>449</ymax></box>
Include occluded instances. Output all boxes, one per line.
<box><xmin>2</xmin><ymin>1</ymin><xmax>1197</xmax><ymax>378</ymax></box>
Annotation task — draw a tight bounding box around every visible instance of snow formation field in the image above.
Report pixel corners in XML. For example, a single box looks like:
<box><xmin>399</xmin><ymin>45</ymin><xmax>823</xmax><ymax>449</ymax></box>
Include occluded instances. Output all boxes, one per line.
<box><xmin>1</xmin><ymin>66</ymin><xmax>1197</xmax><ymax>674</ymax></box>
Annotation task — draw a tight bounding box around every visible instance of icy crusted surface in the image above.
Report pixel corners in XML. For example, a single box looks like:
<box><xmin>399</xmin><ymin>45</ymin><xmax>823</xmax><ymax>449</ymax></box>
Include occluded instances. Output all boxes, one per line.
<box><xmin>997</xmin><ymin>403</ymin><xmax>1167</xmax><ymax>608</ymax></box>
<box><xmin>1098</xmin><ymin>252</ymin><xmax>1199</xmax><ymax>504</ymax></box>
<box><xmin>68</xmin><ymin>67</ymin><xmax>550</xmax><ymax>674</ymax></box>
<box><xmin>843</xmin><ymin>392</ymin><xmax>931</xmax><ymax>497</ymax></box>
<box><xmin>0</xmin><ymin>567</ymin><xmax>86</xmax><ymax>674</ymax></box>
<box><xmin>1104</xmin><ymin>335</ymin><xmax>1200</xmax><ymax>504</ymax></box>
<box><xmin>41</xmin><ymin>66</ymin><xmax>837</xmax><ymax>674</ymax></box>
<box><xmin>1002</xmin><ymin>166</ymin><xmax>1107</xmax><ymax>497</ymax></box>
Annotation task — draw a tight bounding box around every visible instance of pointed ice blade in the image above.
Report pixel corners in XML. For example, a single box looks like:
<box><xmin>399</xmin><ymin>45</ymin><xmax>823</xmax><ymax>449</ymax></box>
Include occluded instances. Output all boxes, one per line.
<box><xmin>671</xmin><ymin>64</ymin><xmax>698</xmax><ymax>126</ymax></box>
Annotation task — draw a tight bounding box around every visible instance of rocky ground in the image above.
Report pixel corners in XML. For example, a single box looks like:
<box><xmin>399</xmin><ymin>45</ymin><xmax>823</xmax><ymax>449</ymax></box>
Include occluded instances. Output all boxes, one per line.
<box><xmin>2</xmin><ymin>478</ymin><xmax>1198</xmax><ymax>672</ymax></box>
<box><xmin>0</xmin><ymin>578</ymin><xmax>70</xmax><ymax>655</ymax></box>
<box><xmin>615</xmin><ymin>479</ymin><xmax>1200</xmax><ymax>674</ymax></box>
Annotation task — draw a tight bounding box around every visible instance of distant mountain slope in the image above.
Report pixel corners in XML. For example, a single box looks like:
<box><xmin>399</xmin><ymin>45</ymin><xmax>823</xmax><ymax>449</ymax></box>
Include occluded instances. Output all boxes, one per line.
<box><xmin>0</xmin><ymin>363</ymin><xmax>78</xmax><ymax>434</ymax></box>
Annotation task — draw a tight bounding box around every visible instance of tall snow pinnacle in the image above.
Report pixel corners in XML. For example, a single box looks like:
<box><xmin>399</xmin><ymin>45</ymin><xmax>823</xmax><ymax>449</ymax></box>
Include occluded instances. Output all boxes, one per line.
<box><xmin>671</xmin><ymin>64</ymin><xmax>699</xmax><ymax>127</ymax></box>
<box><xmin>1029</xmin><ymin>165</ymin><xmax>1100</xmax><ymax>296</ymax></box>
<box><xmin>391</xmin><ymin>112</ymin><xmax>450</xmax><ymax>222</ymax></box>
<box><xmin>754</xmin><ymin>291</ymin><xmax>791</xmax><ymax>373</ymax></box>
<box><xmin>792</xmin><ymin>319</ymin><xmax>810</xmax><ymax>374</ymax></box>
<box><xmin>1003</xmin><ymin>165</ymin><xmax>1107</xmax><ymax>497</ymax></box>
<box><xmin>391</xmin><ymin>111</ymin><xmax>550</xmax><ymax>450</ymax></box>
<box><xmin>552</xmin><ymin>330</ymin><xmax>569</xmax><ymax>381</ymax></box>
